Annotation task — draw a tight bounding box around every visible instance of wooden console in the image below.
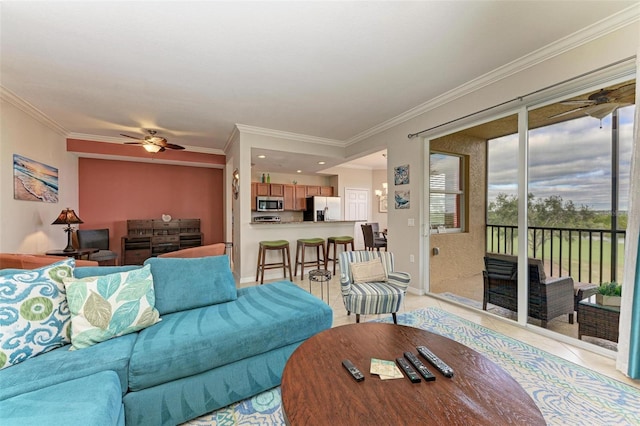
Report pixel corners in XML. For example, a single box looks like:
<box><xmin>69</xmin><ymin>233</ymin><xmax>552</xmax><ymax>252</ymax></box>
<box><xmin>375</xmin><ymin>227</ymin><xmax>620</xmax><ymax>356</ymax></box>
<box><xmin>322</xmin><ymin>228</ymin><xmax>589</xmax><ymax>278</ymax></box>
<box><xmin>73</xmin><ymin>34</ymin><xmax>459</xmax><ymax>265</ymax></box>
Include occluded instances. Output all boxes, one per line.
<box><xmin>121</xmin><ymin>219</ymin><xmax>202</xmax><ymax>265</ymax></box>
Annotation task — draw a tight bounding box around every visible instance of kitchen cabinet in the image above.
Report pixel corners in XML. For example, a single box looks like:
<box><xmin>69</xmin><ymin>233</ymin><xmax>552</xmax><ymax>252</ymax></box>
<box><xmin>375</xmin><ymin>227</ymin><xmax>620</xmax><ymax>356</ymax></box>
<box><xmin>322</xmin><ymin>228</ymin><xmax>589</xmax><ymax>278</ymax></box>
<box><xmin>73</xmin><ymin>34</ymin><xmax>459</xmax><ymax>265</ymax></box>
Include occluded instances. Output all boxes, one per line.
<box><xmin>320</xmin><ymin>186</ymin><xmax>334</xmax><ymax>196</ymax></box>
<box><xmin>306</xmin><ymin>186</ymin><xmax>321</xmax><ymax>196</ymax></box>
<box><xmin>284</xmin><ymin>184</ymin><xmax>308</xmax><ymax>211</ymax></box>
<box><xmin>283</xmin><ymin>184</ymin><xmax>295</xmax><ymax>210</ymax></box>
<box><xmin>251</xmin><ymin>183</ymin><xmax>257</xmax><ymax>210</ymax></box>
<box><xmin>295</xmin><ymin>185</ymin><xmax>307</xmax><ymax>210</ymax></box>
<box><xmin>254</xmin><ymin>182</ymin><xmax>284</xmax><ymax>197</ymax></box>
<box><xmin>255</xmin><ymin>183</ymin><xmax>270</xmax><ymax>196</ymax></box>
<box><xmin>270</xmin><ymin>183</ymin><xmax>284</xmax><ymax>197</ymax></box>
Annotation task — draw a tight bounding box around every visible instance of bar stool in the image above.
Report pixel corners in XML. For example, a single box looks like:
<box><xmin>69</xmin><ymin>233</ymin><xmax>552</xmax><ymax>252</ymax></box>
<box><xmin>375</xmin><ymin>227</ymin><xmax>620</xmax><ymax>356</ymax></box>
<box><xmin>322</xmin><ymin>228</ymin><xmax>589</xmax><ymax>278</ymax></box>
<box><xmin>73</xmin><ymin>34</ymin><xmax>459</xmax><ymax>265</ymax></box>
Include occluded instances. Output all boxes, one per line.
<box><xmin>294</xmin><ymin>238</ymin><xmax>326</xmax><ymax>279</ymax></box>
<box><xmin>325</xmin><ymin>236</ymin><xmax>354</xmax><ymax>274</ymax></box>
<box><xmin>256</xmin><ymin>240</ymin><xmax>292</xmax><ymax>284</ymax></box>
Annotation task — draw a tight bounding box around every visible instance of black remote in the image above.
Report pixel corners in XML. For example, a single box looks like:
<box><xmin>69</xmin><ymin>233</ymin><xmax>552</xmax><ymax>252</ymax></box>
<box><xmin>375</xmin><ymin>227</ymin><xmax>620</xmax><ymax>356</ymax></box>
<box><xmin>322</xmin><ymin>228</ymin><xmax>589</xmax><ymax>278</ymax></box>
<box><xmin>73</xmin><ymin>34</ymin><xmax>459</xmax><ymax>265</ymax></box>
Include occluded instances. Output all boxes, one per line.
<box><xmin>417</xmin><ymin>346</ymin><xmax>454</xmax><ymax>378</ymax></box>
<box><xmin>396</xmin><ymin>357</ymin><xmax>421</xmax><ymax>383</ymax></box>
<box><xmin>342</xmin><ymin>359</ymin><xmax>365</xmax><ymax>382</ymax></box>
<box><xmin>404</xmin><ymin>352</ymin><xmax>435</xmax><ymax>382</ymax></box>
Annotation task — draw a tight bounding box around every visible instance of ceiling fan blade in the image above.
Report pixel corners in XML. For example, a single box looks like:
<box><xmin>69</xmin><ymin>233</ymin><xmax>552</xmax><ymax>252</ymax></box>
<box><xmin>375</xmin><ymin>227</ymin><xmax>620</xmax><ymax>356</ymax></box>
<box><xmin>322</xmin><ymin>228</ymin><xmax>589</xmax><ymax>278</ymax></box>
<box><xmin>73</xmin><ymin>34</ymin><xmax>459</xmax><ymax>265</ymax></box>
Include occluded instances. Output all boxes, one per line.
<box><xmin>120</xmin><ymin>133</ymin><xmax>142</xmax><ymax>141</ymax></box>
<box><xmin>609</xmin><ymin>84</ymin><xmax>635</xmax><ymax>100</ymax></box>
<box><xmin>548</xmin><ymin>106</ymin><xmax>589</xmax><ymax>119</ymax></box>
<box><xmin>165</xmin><ymin>143</ymin><xmax>185</xmax><ymax>150</ymax></box>
<box><xmin>559</xmin><ymin>100</ymin><xmax>594</xmax><ymax>106</ymax></box>
<box><xmin>124</xmin><ymin>141</ymin><xmax>144</xmax><ymax>145</ymax></box>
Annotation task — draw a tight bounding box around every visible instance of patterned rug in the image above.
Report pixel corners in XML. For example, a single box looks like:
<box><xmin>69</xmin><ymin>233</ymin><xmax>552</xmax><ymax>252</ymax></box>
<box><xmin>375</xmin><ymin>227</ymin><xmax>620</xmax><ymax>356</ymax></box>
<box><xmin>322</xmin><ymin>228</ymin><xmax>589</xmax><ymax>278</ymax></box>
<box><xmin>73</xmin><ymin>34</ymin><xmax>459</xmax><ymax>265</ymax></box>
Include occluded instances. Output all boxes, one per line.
<box><xmin>184</xmin><ymin>307</ymin><xmax>640</xmax><ymax>425</ymax></box>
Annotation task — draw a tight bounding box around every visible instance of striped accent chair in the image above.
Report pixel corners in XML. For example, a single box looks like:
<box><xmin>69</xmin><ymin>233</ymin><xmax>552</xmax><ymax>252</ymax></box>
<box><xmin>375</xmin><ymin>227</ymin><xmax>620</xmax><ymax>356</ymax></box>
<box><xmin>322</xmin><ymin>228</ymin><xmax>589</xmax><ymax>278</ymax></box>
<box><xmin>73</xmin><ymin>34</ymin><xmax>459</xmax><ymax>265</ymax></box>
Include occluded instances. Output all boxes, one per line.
<box><xmin>339</xmin><ymin>251</ymin><xmax>411</xmax><ymax>324</ymax></box>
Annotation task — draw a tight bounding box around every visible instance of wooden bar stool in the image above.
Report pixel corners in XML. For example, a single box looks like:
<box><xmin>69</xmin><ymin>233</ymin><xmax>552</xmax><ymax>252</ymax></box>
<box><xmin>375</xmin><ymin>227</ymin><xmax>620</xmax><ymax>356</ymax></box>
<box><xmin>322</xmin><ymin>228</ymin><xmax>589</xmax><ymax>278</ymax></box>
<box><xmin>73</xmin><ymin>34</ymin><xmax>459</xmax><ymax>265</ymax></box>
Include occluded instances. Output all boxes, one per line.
<box><xmin>325</xmin><ymin>236</ymin><xmax>354</xmax><ymax>274</ymax></box>
<box><xmin>256</xmin><ymin>240</ymin><xmax>292</xmax><ymax>284</ymax></box>
<box><xmin>294</xmin><ymin>238</ymin><xmax>326</xmax><ymax>279</ymax></box>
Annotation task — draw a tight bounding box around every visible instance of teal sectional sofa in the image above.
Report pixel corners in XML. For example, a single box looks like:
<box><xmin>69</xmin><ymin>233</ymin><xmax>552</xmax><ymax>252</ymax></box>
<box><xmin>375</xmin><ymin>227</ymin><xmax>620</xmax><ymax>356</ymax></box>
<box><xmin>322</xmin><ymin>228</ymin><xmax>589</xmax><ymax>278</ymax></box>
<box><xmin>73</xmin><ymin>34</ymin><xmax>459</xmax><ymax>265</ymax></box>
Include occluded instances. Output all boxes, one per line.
<box><xmin>0</xmin><ymin>255</ymin><xmax>333</xmax><ymax>425</ymax></box>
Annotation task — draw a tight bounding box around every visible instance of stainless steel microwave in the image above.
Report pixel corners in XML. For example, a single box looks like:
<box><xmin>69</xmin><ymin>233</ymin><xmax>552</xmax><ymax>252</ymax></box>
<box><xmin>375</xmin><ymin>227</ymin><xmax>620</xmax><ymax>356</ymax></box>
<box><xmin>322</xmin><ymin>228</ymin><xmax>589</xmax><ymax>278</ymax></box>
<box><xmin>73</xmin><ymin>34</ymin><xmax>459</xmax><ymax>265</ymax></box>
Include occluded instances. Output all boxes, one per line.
<box><xmin>257</xmin><ymin>196</ymin><xmax>284</xmax><ymax>212</ymax></box>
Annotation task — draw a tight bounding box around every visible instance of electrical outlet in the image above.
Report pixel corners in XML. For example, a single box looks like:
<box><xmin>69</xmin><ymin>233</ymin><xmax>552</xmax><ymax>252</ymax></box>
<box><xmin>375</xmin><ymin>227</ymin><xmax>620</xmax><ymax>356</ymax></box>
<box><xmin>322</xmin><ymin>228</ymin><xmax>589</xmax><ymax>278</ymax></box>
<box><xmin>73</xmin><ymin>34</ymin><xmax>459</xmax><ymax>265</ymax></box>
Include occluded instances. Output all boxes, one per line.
<box><xmin>408</xmin><ymin>218</ymin><xmax>415</xmax><ymax>227</ymax></box>
<box><xmin>409</xmin><ymin>254</ymin><xmax>415</xmax><ymax>263</ymax></box>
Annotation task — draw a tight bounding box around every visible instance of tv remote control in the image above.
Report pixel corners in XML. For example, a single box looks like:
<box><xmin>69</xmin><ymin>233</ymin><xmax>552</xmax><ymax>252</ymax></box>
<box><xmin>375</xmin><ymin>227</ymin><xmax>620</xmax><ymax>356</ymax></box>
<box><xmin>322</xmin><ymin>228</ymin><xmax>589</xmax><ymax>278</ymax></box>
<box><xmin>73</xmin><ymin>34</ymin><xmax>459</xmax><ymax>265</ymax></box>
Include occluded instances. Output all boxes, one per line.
<box><xmin>404</xmin><ymin>352</ymin><xmax>436</xmax><ymax>381</ymax></box>
<box><xmin>417</xmin><ymin>346</ymin><xmax>454</xmax><ymax>378</ymax></box>
<box><xmin>342</xmin><ymin>359</ymin><xmax>364</xmax><ymax>382</ymax></box>
<box><xmin>396</xmin><ymin>357</ymin><xmax>421</xmax><ymax>383</ymax></box>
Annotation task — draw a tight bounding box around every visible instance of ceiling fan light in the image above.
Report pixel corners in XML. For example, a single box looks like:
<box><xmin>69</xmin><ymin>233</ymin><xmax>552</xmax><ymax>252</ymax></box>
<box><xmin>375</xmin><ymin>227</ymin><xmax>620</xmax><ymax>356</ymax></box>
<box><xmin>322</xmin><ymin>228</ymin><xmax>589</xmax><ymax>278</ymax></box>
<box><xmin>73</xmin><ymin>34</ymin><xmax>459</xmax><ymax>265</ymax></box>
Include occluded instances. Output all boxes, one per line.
<box><xmin>144</xmin><ymin>144</ymin><xmax>162</xmax><ymax>153</ymax></box>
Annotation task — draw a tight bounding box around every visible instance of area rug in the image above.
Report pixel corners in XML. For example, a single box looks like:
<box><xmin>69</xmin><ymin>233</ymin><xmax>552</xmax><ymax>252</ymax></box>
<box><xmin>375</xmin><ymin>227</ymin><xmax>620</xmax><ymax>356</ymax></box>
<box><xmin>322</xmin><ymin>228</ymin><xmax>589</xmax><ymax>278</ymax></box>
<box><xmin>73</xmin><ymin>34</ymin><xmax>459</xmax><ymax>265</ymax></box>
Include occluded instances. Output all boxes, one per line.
<box><xmin>184</xmin><ymin>307</ymin><xmax>640</xmax><ymax>425</ymax></box>
<box><xmin>438</xmin><ymin>291</ymin><xmax>618</xmax><ymax>351</ymax></box>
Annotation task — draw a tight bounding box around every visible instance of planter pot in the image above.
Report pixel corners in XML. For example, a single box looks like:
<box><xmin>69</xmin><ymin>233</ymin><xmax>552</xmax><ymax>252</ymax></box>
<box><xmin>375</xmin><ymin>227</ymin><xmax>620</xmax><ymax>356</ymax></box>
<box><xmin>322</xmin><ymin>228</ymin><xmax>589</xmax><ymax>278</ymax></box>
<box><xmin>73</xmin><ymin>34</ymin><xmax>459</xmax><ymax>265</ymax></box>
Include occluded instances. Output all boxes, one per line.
<box><xmin>596</xmin><ymin>294</ymin><xmax>621</xmax><ymax>307</ymax></box>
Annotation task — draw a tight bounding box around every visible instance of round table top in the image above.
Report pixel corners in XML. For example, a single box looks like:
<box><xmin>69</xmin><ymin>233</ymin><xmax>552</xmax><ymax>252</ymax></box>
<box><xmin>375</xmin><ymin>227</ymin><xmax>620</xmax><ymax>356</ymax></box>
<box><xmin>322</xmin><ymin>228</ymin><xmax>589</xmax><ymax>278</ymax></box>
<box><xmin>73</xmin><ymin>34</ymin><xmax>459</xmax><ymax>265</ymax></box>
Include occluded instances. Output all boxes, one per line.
<box><xmin>281</xmin><ymin>322</ymin><xmax>545</xmax><ymax>425</ymax></box>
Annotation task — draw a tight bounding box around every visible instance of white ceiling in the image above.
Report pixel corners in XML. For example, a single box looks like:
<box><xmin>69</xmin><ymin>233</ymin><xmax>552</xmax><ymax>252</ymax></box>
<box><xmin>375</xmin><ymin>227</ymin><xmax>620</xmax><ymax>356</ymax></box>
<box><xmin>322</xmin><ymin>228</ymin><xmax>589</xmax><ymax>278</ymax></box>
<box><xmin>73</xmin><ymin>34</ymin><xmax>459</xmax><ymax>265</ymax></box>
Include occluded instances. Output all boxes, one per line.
<box><xmin>1</xmin><ymin>1</ymin><xmax>636</xmax><ymax>173</ymax></box>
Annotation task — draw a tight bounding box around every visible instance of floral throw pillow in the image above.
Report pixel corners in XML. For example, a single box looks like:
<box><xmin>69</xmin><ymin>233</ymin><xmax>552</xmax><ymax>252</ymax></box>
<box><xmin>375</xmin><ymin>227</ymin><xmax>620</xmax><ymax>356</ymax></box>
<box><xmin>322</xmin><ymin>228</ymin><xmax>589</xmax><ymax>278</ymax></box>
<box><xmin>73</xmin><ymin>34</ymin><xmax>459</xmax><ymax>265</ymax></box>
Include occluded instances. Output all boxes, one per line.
<box><xmin>62</xmin><ymin>264</ymin><xmax>160</xmax><ymax>350</ymax></box>
<box><xmin>0</xmin><ymin>258</ymin><xmax>75</xmax><ymax>370</ymax></box>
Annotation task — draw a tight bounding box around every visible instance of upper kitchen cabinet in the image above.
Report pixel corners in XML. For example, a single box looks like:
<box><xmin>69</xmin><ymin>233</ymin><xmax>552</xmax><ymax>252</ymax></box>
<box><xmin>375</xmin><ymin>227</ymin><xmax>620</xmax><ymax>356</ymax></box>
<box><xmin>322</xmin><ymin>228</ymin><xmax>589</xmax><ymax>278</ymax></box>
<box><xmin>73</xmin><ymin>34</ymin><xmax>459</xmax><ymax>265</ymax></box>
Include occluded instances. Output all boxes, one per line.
<box><xmin>320</xmin><ymin>186</ymin><xmax>334</xmax><ymax>196</ymax></box>
<box><xmin>284</xmin><ymin>184</ymin><xmax>307</xmax><ymax>211</ymax></box>
<box><xmin>254</xmin><ymin>182</ymin><xmax>284</xmax><ymax>197</ymax></box>
<box><xmin>306</xmin><ymin>186</ymin><xmax>320</xmax><ymax>196</ymax></box>
<box><xmin>270</xmin><ymin>184</ymin><xmax>284</xmax><ymax>197</ymax></box>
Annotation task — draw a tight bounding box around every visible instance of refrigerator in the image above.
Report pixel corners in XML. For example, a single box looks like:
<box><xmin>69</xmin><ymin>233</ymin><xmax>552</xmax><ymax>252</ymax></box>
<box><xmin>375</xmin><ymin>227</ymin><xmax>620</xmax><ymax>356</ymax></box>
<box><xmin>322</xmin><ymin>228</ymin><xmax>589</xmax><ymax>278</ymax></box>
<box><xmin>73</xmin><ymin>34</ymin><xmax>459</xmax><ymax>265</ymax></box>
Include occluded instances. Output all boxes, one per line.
<box><xmin>304</xmin><ymin>196</ymin><xmax>342</xmax><ymax>222</ymax></box>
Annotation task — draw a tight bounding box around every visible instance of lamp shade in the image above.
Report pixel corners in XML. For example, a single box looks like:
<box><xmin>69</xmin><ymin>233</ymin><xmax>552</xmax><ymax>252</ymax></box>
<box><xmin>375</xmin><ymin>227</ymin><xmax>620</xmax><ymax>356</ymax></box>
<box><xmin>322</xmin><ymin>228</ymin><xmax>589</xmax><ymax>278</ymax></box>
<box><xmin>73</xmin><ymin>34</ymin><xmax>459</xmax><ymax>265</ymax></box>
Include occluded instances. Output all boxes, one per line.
<box><xmin>52</xmin><ymin>208</ymin><xmax>83</xmax><ymax>225</ymax></box>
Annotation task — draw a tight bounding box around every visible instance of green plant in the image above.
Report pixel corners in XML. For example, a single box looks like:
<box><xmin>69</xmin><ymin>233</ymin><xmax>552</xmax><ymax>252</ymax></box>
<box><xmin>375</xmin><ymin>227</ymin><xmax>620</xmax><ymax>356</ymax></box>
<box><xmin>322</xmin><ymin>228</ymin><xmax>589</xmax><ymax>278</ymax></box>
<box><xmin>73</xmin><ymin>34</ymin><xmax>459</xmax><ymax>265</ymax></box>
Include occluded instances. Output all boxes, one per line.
<box><xmin>597</xmin><ymin>282</ymin><xmax>622</xmax><ymax>297</ymax></box>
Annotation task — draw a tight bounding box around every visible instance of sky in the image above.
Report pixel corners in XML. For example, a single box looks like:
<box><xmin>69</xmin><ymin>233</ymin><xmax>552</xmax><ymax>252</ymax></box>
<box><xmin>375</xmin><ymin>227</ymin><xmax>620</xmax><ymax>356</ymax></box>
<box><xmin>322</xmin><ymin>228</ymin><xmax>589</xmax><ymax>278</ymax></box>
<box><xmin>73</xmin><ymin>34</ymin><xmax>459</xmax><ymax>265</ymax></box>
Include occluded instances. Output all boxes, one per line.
<box><xmin>487</xmin><ymin>104</ymin><xmax>635</xmax><ymax>212</ymax></box>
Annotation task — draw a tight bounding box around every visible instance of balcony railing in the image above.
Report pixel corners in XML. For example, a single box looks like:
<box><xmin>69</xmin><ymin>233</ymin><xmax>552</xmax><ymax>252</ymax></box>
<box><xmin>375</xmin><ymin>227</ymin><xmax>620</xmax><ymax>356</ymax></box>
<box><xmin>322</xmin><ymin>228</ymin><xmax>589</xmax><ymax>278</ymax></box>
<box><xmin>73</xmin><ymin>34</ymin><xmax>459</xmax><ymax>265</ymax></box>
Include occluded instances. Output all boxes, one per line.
<box><xmin>487</xmin><ymin>224</ymin><xmax>626</xmax><ymax>285</ymax></box>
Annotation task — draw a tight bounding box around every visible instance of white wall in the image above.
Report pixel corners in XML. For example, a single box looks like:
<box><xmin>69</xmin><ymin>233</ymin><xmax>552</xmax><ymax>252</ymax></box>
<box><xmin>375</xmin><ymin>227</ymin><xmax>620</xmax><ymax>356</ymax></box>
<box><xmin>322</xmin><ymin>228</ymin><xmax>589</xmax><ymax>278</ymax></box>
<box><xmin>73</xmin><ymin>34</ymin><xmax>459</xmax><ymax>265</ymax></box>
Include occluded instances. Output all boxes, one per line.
<box><xmin>0</xmin><ymin>97</ymin><xmax>79</xmax><ymax>253</ymax></box>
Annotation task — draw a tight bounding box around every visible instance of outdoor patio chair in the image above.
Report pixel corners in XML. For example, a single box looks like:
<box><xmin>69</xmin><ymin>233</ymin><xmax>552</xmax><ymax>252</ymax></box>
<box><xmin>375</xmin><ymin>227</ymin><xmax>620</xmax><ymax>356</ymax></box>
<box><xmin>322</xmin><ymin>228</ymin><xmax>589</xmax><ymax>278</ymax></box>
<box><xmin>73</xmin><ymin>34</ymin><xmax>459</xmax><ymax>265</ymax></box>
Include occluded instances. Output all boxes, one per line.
<box><xmin>483</xmin><ymin>253</ymin><xmax>574</xmax><ymax>328</ymax></box>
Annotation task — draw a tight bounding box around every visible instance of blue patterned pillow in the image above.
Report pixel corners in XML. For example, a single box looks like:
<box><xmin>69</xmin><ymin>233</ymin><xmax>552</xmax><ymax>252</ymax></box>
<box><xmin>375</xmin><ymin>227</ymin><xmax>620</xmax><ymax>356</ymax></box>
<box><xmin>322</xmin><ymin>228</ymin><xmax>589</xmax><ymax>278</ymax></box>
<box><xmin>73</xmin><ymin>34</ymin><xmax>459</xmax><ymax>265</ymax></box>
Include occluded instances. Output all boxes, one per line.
<box><xmin>0</xmin><ymin>258</ymin><xmax>75</xmax><ymax>370</ymax></box>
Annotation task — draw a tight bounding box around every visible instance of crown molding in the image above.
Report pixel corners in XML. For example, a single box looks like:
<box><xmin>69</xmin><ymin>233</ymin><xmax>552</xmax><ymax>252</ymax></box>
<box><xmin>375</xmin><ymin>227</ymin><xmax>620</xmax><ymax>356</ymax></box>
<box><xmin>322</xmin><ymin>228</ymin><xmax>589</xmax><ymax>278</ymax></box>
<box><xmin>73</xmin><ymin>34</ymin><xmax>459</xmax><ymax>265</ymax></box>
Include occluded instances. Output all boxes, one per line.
<box><xmin>235</xmin><ymin>123</ymin><xmax>344</xmax><ymax>147</ymax></box>
<box><xmin>0</xmin><ymin>85</ymin><xmax>68</xmax><ymax>136</ymax></box>
<box><xmin>345</xmin><ymin>4</ymin><xmax>640</xmax><ymax>146</ymax></box>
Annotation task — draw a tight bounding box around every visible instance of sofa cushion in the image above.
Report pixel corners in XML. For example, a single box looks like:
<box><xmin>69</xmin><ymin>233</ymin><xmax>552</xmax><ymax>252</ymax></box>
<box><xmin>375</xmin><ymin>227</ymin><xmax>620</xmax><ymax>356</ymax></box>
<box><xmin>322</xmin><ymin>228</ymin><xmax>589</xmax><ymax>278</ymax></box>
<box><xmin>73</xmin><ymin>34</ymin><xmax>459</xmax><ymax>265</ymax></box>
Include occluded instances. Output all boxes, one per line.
<box><xmin>0</xmin><ymin>332</ymin><xmax>136</xmax><ymax>401</ymax></box>
<box><xmin>63</xmin><ymin>264</ymin><xmax>161</xmax><ymax>350</ymax></box>
<box><xmin>143</xmin><ymin>255</ymin><xmax>236</xmax><ymax>315</ymax></box>
<box><xmin>0</xmin><ymin>259</ymin><xmax>74</xmax><ymax>370</ymax></box>
<box><xmin>73</xmin><ymin>265</ymin><xmax>141</xmax><ymax>279</ymax></box>
<box><xmin>0</xmin><ymin>370</ymin><xmax>123</xmax><ymax>426</ymax></box>
<box><xmin>128</xmin><ymin>280</ymin><xmax>332</xmax><ymax>391</ymax></box>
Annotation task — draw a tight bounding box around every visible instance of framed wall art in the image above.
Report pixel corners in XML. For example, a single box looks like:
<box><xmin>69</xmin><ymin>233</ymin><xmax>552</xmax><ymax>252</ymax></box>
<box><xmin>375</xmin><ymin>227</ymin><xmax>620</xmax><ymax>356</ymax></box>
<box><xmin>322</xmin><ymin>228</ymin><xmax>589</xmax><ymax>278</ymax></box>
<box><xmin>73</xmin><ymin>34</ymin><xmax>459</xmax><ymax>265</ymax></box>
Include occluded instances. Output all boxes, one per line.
<box><xmin>13</xmin><ymin>154</ymin><xmax>58</xmax><ymax>203</ymax></box>
<box><xmin>394</xmin><ymin>190</ymin><xmax>410</xmax><ymax>209</ymax></box>
<box><xmin>394</xmin><ymin>164</ymin><xmax>409</xmax><ymax>185</ymax></box>
<box><xmin>379</xmin><ymin>195</ymin><xmax>388</xmax><ymax>213</ymax></box>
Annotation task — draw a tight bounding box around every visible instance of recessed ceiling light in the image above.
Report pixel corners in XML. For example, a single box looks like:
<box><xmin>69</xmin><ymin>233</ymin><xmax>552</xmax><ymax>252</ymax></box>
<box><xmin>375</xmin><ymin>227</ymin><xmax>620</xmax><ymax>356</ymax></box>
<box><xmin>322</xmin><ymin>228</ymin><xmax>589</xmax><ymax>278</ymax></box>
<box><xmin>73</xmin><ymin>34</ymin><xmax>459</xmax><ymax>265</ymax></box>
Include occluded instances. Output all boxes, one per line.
<box><xmin>297</xmin><ymin>170</ymin><xmax>302</xmax><ymax>173</ymax></box>
<box><xmin>258</xmin><ymin>155</ymin><xmax>266</xmax><ymax>159</ymax></box>
<box><xmin>318</xmin><ymin>161</ymin><xmax>325</xmax><ymax>165</ymax></box>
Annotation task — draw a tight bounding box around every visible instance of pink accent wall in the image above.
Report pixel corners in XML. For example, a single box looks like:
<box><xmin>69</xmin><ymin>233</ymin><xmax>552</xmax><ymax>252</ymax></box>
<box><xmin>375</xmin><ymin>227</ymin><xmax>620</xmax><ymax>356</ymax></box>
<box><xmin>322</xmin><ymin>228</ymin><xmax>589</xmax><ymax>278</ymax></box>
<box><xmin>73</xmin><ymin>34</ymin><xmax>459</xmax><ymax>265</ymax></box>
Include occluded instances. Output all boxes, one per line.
<box><xmin>78</xmin><ymin>158</ymin><xmax>223</xmax><ymax>261</ymax></box>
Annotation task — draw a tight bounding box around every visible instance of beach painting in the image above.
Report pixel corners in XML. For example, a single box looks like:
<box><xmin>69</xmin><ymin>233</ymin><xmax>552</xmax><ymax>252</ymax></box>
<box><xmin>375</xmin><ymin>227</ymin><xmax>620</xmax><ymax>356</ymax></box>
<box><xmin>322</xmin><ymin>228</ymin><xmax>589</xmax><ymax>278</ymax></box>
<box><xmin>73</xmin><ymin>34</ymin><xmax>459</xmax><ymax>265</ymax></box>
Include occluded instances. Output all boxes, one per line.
<box><xmin>13</xmin><ymin>154</ymin><xmax>58</xmax><ymax>203</ymax></box>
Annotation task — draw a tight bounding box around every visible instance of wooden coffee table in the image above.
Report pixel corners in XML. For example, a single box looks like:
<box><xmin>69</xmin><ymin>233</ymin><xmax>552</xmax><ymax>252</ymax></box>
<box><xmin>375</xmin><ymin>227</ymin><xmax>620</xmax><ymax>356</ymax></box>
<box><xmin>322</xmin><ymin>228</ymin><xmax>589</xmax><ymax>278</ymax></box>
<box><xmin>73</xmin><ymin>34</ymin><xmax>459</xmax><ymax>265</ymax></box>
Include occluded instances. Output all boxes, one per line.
<box><xmin>281</xmin><ymin>323</ymin><xmax>545</xmax><ymax>425</ymax></box>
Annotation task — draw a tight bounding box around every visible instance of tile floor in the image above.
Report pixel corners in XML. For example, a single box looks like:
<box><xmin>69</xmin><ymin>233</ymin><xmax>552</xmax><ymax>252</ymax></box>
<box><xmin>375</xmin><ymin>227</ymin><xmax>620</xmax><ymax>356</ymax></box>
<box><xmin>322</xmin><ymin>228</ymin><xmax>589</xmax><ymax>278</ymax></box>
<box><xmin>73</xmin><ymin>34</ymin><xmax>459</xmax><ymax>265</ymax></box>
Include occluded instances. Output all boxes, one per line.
<box><xmin>243</xmin><ymin>271</ymin><xmax>640</xmax><ymax>390</ymax></box>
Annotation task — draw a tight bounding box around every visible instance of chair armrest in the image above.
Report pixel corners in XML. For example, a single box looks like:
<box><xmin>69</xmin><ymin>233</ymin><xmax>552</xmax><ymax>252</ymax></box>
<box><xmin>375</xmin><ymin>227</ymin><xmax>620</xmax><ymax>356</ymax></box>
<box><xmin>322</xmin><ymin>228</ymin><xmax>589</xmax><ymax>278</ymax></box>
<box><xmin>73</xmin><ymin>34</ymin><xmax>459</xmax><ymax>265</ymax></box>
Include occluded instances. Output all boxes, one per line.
<box><xmin>387</xmin><ymin>271</ymin><xmax>411</xmax><ymax>291</ymax></box>
<box><xmin>542</xmin><ymin>275</ymin><xmax>574</xmax><ymax>288</ymax></box>
<box><xmin>340</xmin><ymin>274</ymin><xmax>352</xmax><ymax>296</ymax></box>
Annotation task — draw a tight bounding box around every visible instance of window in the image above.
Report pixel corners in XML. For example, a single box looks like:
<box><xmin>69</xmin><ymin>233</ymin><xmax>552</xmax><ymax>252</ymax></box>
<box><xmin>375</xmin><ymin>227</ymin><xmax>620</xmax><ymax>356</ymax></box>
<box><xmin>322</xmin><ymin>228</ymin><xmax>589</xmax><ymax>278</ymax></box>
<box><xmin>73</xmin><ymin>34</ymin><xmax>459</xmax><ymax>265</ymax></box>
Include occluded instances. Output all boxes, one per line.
<box><xmin>430</xmin><ymin>152</ymin><xmax>464</xmax><ymax>232</ymax></box>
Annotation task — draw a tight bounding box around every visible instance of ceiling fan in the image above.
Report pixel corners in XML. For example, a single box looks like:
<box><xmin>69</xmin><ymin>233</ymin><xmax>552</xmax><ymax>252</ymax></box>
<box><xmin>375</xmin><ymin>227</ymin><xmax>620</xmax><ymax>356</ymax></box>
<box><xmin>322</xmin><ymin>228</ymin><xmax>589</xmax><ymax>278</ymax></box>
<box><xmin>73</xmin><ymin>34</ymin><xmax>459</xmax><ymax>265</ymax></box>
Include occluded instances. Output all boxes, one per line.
<box><xmin>549</xmin><ymin>83</ymin><xmax>635</xmax><ymax>121</ymax></box>
<box><xmin>120</xmin><ymin>129</ymin><xmax>185</xmax><ymax>153</ymax></box>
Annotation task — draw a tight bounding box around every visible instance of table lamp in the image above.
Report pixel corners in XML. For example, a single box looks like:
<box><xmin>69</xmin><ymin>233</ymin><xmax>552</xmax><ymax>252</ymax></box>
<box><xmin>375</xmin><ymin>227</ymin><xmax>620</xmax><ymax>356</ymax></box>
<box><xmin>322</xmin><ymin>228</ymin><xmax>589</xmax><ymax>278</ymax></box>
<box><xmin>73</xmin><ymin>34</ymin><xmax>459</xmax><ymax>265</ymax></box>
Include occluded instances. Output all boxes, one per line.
<box><xmin>52</xmin><ymin>208</ymin><xmax>84</xmax><ymax>252</ymax></box>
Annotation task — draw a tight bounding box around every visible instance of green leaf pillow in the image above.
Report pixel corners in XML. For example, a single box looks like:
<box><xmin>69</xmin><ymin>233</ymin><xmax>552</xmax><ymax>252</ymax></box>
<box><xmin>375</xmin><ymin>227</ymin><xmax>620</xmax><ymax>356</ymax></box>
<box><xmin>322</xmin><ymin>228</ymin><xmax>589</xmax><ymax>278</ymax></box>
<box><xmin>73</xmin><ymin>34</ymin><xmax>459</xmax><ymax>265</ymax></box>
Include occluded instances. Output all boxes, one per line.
<box><xmin>62</xmin><ymin>264</ymin><xmax>160</xmax><ymax>350</ymax></box>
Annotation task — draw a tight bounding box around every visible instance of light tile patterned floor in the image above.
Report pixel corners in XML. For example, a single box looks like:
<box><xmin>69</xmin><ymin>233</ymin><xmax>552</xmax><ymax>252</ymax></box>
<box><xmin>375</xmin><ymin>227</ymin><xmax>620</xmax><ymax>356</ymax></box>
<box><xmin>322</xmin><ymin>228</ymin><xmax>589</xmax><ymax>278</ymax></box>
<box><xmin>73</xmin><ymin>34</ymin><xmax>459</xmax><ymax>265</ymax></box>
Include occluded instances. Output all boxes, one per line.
<box><xmin>243</xmin><ymin>270</ymin><xmax>639</xmax><ymax>390</ymax></box>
